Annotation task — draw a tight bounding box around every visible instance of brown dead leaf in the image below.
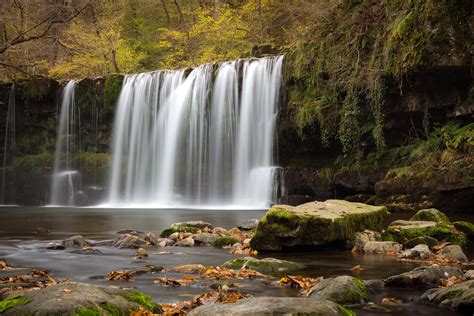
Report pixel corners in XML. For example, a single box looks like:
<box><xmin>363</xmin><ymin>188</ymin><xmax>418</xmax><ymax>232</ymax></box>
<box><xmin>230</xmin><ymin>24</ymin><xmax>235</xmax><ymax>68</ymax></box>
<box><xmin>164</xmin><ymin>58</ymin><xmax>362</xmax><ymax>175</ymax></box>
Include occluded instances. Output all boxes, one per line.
<box><xmin>154</xmin><ymin>277</ymin><xmax>193</xmax><ymax>287</ymax></box>
<box><xmin>107</xmin><ymin>270</ymin><xmax>133</xmax><ymax>281</ymax></box>
<box><xmin>441</xmin><ymin>276</ymin><xmax>462</xmax><ymax>287</ymax></box>
<box><xmin>63</xmin><ymin>288</ymin><xmax>72</xmax><ymax>293</ymax></box>
<box><xmin>381</xmin><ymin>296</ymin><xmax>403</xmax><ymax>304</ymax></box>
<box><xmin>202</xmin><ymin>266</ymin><xmax>263</xmax><ymax>280</ymax></box>
<box><xmin>0</xmin><ymin>259</ymin><xmax>8</xmax><ymax>270</ymax></box>
<box><xmin>279</xmin><ymin>275</ymin><xmax>323</xmax><ymax>296</ymax></box>
<box><xmin>130</xmin><ymin>306</ymin><xmax>156</xmax><ymax>316</ymax></box>
<box><xmin>350</xmin><ymin>265</ymin><xmax>363</xmax><ymax>273</ymax></box>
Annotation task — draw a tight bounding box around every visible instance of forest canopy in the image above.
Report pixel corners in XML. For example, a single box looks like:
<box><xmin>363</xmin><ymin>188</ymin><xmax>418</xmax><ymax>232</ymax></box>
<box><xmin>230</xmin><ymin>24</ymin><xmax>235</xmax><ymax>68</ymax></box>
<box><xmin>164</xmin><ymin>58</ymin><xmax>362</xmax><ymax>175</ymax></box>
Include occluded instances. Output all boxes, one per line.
<box><xmin>0</xmin><ymin>0</ymin><xmax>337</xmax><ymax>80</ymax></box>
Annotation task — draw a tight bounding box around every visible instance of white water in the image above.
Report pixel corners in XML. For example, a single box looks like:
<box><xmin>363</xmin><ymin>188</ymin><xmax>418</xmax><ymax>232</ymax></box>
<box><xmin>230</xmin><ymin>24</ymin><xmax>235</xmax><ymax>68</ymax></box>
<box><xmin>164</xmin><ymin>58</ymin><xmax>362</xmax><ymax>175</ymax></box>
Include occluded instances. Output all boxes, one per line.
<box><xmin>50</xmin><ymin>81</ymin><xmax>79</xmax><ymax>206</ymax></box>
<box><xmin>107</xmin><ymin>56</ymin><xmax>284</xmax><ymax>209</ymax></box>
<box><xmin>1</xmin><ymin>84</ymin><xmax>16</xmax><ymax>204</ymax></box>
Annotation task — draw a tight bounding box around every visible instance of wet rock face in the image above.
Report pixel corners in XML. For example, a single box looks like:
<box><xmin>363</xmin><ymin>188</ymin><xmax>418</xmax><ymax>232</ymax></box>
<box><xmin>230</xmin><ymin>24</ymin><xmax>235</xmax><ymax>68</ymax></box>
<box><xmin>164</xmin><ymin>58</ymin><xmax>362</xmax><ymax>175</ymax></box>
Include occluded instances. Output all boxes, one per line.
<box><xmin>385</xmin><ymin>265</ymin><xmax>464</xmax><ymax>289</ymax></box>
<box><xmin>188</xmin><ymin>297</ymin><xmax>345</xmax><ymax>316</ymax></box>
<box><xmin>250</xmin><ymin>200</ymin><xmax>388</xmax><ymax>251</ymax></box>
<box><xmin>112</xmin><ymin>234</ymin><xmax>147</xmax><ymax>249</ymax></box>
<box><xmin>62</xmin><ymin>235</ymin><xmax>91</xmax><ymax>249</ymax></box>
<box><xmin>309</xmin><ymin>275</ymin><xmax>370</xmax><ymax>305</ymax></box>
<box><xmin>420</xmin><ymin>280</ymin><xmax>474</xmax><ymax>313</ymax></box>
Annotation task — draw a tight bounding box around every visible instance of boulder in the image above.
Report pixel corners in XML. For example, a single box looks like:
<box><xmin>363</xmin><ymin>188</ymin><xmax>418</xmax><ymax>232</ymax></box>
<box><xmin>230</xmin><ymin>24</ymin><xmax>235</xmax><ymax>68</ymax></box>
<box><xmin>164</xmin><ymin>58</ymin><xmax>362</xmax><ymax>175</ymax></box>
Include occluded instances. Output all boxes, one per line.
<box><xmin>223</xmin><ymin>257</ymin><xmax>304</xmax><ymax>274</ymax></box>
<box><xmin>193</xmin><ymin>233</ymin><xmax>219</xmax><ymax>245</ymax></box>
<box><xmin>112</xmin><ymin>234</ymin><xmax>147</xmax><ymax>249</ymax></box>
<box><xmin>310</xmin><ymin>275</ymin><xmax>370</xmax><ymax>305</ymax></box>
<box><xmin>385</xmin><ymin>265</ymin><xmax>464</xmax><ymax>289</ymax></box>
<box><xmin>1</xmin><ymin>282</ymin><xmax>160</xmax><ymax>315</ymax></box>
<box><xmin>364</xmin><ymin>280</ymin><xmax>385</xmax><ymax>294</ymax></box>
<box><xmin>188</xmin><ymin>297</ymin><xmax>348</xmax><ymax>316</ymax></box>
<box><xmin>352</xmin><ymin>230</ymin><xmax>381</xmax><ymax>253</ymax></box>
<box><xmin>174</xmin><ymin>237</ymin><xmax>195</xmax><ymax>247</ymax></box>
<box><xmin>238</xmin><ymin>218</ymin><xmax>259</xmax><ymax>231</ymax></box>
<box><xmin>410</xmin><ymin>209</ymin><xmax>450</xmax><ymax>224</ymax></box>
<box><xmin>251</xmin><ymin>200</ymin><xmax>388</xmax><ymax>251</ymax></box>
<box><xmin>420</xmin><ymin>280</ymin><xmax>474</xmax><ymax>313</ymax></box>
<box><xmin>404</xmin><ymin>236</ymin><xmax>438</xmax><ymax>248</ymax></box>
<box><xmin>398</xmin><ymin>244</ymin><xmax>432</xmax><ymax>260</ymax></box>
<box><xmin>363</xmin><ymin>241</ymin><xmax>401</xmax><ymax>254</ymax></box>
<box><xmin>62</xmin><ymin>235</ymin><xmax>91</xmax><ymax>249</ymax></box>
<box><xmin>436</xmin><ymin>245</ymin><xmax>468</xmax><ymax>262</ymax></box>
<box><xmin>385</xmin><ymin>220</ymin><xmax>465</xmax><ymax>246</ymax></box>
<box><xmin>171</xmin><ymin>221</ymin><xmax>213</xmax><ymax>230</ymax></box>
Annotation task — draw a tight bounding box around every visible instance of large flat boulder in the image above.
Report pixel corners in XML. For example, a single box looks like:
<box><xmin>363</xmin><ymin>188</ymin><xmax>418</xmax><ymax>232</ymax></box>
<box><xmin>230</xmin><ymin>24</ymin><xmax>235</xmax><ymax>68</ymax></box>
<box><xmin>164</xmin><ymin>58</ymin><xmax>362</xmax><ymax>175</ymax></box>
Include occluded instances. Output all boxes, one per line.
<box><xmin>420</xmin><ymin>280</ymin><xmax>474</xmax><ymax>312</ymax></box>
<box><xmin>250</xmin><ymin>200</ymin><xmax>388</xmax><ymax>251</ymax></box>
<box><xmin>187</xmin><ymin>297</ymin><xmax>350</xmax><ymax>316</ymax></box>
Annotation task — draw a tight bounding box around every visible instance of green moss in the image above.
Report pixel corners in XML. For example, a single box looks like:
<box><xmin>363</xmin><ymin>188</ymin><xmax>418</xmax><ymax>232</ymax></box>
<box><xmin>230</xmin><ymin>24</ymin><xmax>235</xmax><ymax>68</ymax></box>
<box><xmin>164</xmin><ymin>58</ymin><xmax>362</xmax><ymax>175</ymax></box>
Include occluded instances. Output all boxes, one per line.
<box><xmin>74</xmin><ymin>306</ymin><xmax>103</xmax><ymax>316</ymax></box>
<box><xmin>443</xmin><ymin>289</ymin><xmax>465</xmax><ymax>299</ymax></box>
<box><xmin>211</xmin><ymin>236</ymin><xmax>239</xmax><ymax>248</ymax></box>
<box><xmin>337</xmin><ymin>306</ymin><xmax>356</xmax><ymax>316</ymax></box>
<box><xmin>410</xmin><ymin>209</ymin><xmax>450</xmax><ymax>224</ymax></box>
<box><xmin>122</xmin><ymin>290</ymin><xmax>161</xmax><ymax>313</ymax></box>
<box><xmin>386</xmin><ymin>221</ymin><xmax>466</xmax><ymax>246</ymax></box>
<box><xmin>103</xmin><ymin>74</ymin><xmax>124</xmax><ymax>117</ymax></box>
<box><xmin>99</xmin><ymin>303</ymin><xmax>124</xmax><ymax>316</ymax></box>
<box><xmin>405</xmin><ymin>236</ymin><xmax>438</xmax><ymax>248</ymax></box>
<box><xmin>0</xmin><ymin>295</ymin><xmax>32</xmax><ymax>313</ymax></box>
<box><xmin>159</xmin><ymin>226</ymin><xmax>199</xmax><ymax>238</ymax></box>
<box><xmin>453</xmin><ymin>221</ymin><xmax>474</xmax><ymax>238</ymax></box>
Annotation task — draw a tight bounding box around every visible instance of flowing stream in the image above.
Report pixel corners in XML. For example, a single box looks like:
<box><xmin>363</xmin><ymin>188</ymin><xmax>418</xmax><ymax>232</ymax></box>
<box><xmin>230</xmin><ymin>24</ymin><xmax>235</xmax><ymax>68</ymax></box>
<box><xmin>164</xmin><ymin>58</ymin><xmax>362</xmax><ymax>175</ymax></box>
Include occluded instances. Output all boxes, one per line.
<box><xmin>107</xmin><ymin>56</ymin><xmax>284</xmax><ymax>208</ymax></box>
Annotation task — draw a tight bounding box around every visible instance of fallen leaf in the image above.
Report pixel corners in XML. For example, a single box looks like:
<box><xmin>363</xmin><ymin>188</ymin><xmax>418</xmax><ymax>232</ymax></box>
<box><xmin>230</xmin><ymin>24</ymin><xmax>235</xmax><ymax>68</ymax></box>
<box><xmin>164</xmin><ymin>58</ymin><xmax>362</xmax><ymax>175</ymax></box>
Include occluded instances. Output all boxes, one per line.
<box><xmin>63</xmin><ymin>288</ymin><xmax>72</xmax><ymax>293</ymax></box>
<box><xmin>279</xmin><ymin>275</ymin><xmax>323</xmax><ymax>296</ymax></box>
<box><xmin>381</xmin><ymin>296</ymin><xmax>403</xmax><ymax>304</ymax></box>
<box><xmin>350</xmin><ymin>265</ymin><xmax>363</xmax><ymax>273</ymax></box>
<box><xmin>441</xmin><ymin>276</ymin><xmax>462</xmax><ymax>287</ymax></box>
<box><xmin>107</xmin><ymin>270</ymin><xmax>133</xmax><ymax>281</ymax></box>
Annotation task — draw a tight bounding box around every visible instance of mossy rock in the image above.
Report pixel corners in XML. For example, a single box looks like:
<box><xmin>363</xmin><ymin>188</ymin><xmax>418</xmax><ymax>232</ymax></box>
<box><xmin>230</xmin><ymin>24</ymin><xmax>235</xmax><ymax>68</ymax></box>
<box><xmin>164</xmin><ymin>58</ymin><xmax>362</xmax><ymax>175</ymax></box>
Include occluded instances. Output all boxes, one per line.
<box><xmin>159</xmin><ymin>226</ymin><xmax>199</xmax><ymax>238</ymax></box>
<box><xmin>453</xmin><ymin>221</ymin><xmax>474</xmax><ymax>238</ymax></box>
<box><xmin>404</xmin><ymin>236</ymin><xmax>439</xmax><ymax>249</ymax></box>
<box><xmin>1</xmin><ymin>282</ymin><xmax>160</xmax><ymax>315</ymax></box>
<box><xmin>250</xmin><ymin>200</ymin><xmax>388</xmax><ymax>251</ymax></box>
<box><xmin>410</xmin><ymin>208</ymin><xmax>450</xmax><ymax>224</ymax></box>
<box><xmin>310</xmin><ymin>275</ymin><xmax>370</xmax><ymax>305</ymax></box>
<box><xmin>385</xmin><ymin>220</ymin><xmax>466</xmax><ymax>246</ymax></box>
<box><xmin>222</xmin><ymin>257</ymin><xmax>304</xmax><ymax>274</ymax></box>
<box><xmin>0</xmin><ymin>295</ymin><xmax>32</xmax><ymax>313</ymax></box>
<box><xmin>420</xmin><ymin>280</ymin><xmax>474</xmax><ymax>312</ymax></box>
<box><xmin>211</xmin><ymin>236</ymin><xmax>239</xmax><ymax>248</ymax></box>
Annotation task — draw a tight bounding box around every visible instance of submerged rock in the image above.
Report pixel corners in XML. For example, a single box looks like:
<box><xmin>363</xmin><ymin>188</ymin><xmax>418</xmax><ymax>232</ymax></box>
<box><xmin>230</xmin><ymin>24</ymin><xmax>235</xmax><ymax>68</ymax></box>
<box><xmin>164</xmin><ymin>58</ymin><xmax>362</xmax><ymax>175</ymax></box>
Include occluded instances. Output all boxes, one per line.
<box><xmin>352</xmin><ymin>230</ymin><xmax>381</xmax><ymax>253</ymax></box>
<box><xmin>410</xmin><ymin>209</ymin><xmax>450</xmax><ymax>224</ymax></box>
<box><xmin>238</xmin><ymin>218</ymin><xmax>259</xmax><ymax>231</ymax></box>
<box><xmin>223</xmin><ymin>257</ymin><xmax>304</xmax><ymax>274</ymax></box>
<box><xmin>250</xmin><ymin>200</ymin><xmax>388</xmax><ymax>251</ymax></box>
<box><xmin>363</xmin><ymin>241</ymin><xmax>401</xmax><ymax>254</ymax></box>
<box><xmin>188</xmin><ymin>297</ymin><xmax>348</xmax><ymax>316</ymax></box>
<box><xmin>436</xmin><ymin>245</ymin><xmax>468</xmax><ymax>262</ymax></box>
<box><xmin>310</xmin><ymin>275</ymin><xmax>370</xmax><ymax>305</ymax></box>
<box><xmin>46</xmin><ymin>242</ymin><xmax>65</xmax><ymax>250</ymax></box>
<box><xmin>112</xmin><ymin>234</ymin><xmax>147</xmax><ymax>249</ymax></box>
<box><xmin>1</xmin><ymin>282</ymin><xmax>160</xmax><ymax>315</ymax></box>
<box><xmin>385</xmin><ymin>265</ymin><xmax>464</xmax><ymax>289</ymax></box>
<box><xmin>420</xmin><ymin>280</ymin><xmax>474</xmax><ymax>312</ymax></box>
<box><xmin>62</xmin><ymin>235</ymin><xmax>91</xmax><ymax>249</ymax></box>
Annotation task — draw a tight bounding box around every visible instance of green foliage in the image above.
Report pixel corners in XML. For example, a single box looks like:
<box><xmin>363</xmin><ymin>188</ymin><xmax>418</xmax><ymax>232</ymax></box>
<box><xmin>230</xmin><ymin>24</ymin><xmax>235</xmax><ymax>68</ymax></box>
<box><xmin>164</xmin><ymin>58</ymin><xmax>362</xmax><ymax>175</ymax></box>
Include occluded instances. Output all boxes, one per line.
<box><xmin>100</xmin><ymin>303</ymin><xmax>124</xmax><ymax>316</ymax></box>
<box><xmin>0</xmin><ymin>295</ymin><xmax>32</xmax><ymax>313</ymax></box>
<box><xmin>74</xmin><ymin>306</ymin><xmax>102</xmax><ymax>316</ymax></box>
<box><xmin>103</xmin><ymin>75</ymin><xmax>124</xmax><ymax>116</ymax></box>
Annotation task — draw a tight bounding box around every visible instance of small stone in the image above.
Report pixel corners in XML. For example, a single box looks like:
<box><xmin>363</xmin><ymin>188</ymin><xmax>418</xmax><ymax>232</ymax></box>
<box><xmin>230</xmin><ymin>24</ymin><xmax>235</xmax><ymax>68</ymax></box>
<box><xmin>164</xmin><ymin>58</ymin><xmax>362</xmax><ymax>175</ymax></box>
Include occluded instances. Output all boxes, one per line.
<box><xmin>310</xmin><ymin>275</ymin><xmax>369</xmax><ymax>305</ymax></box>
<box><xmin>399</xmin><ymin>244</ymin><xmax>432</xmax><ymax>260</ymax></box>
<box><xmin>135</xmin><ymin>248</ymin><xmax>148</xmax><ymax>258</ymax></box>
<box><xmin>410</xmin><ymin>209</ymin><xmax>450</xmax><ymax>224</ymax></box>
<box><xmin>436</xmin><ymin>245</ymin><xmax>468</xmax><ymax>262</ymax></box>
<box><xmin>363</xmin><ymin>241</ymin><xmax>402</xmax><ymax>254</ymax></box>
<box><xmin>47</xmin><ymin>242</ymin><xmax>65</xmax><ymax>250</ymax></box>
<box><xmin>157</xmin><ymin>238</ymin><xmax>174</xmax><ymax>247</ymax></box>
<box><xmin>174</xmin><ymin>237</ymin><xmax>194</xmax><ymax>247</ymax></box>
<box><xmin>385</xmin><ymin>265</ymin><xmax>464</xmax><ymax>289</ymax></box>
<box><xmin>463</xmin><ymin>270</ymin><xmax>474</xmax><ymax>280</ymax></box>
<box><xmin>352</xmin><ymin>230</ymin><xmax>381</xmax><ymax>252</ymax></box>
<box><xmin>145</xmin><ymin>232</ymin><xmax>158</xmax><ymax>246</ymax></box>
<box><xmin>112</xmin><ymin>234</ymin><xmax>147</xmax><ymax>249</ymax></box>
<box><xmin>168</xmin><ymin>232</ymin><xmax>180</xmax><ymax>241</ymax></box>
<box><xmin>238</xmin><ymin>218</ymin><xmax>259</xmax><ymax>230</ymax></box>
<box><xmin>212</xmin><ymin>227</ymin><xmax>228</xmax><ymax>236</ymax></box>
<box><xmin>223</xmin><ymin>257</ymin><xmax>304</xmax><ymax>274</ymax></box>
<box><xmin>71</xmin><ymin>247</ymin><xmax>102</xmax><ymax>255</ymax></box>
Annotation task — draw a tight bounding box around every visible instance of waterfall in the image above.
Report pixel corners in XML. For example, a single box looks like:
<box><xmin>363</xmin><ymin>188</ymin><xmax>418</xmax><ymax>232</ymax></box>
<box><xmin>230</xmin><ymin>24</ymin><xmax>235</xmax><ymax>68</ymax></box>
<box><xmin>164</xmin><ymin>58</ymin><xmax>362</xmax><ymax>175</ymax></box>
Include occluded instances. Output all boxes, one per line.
<box><xmin>107</xmin><ymin>56</ymin><xmax>283</xmax><ymax>208</ymax></box>
<box><xmin>1</xmin><ymin>84</ymin><xmax>16</xmax><ymax>204</ymax></box>
<box><xmin>50</xmin><ymin>81</ymin><xmax>80</xmax><ymax>206</ymax></box>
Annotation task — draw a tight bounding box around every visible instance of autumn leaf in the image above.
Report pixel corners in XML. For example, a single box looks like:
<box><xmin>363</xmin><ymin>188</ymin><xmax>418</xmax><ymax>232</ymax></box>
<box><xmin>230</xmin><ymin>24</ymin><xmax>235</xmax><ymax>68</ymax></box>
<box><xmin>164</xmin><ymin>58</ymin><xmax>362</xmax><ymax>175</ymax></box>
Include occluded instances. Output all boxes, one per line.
<box><xmin>107</xmin><ymin>270</ymin><xmax>133</xmax><ymax>281</ymax></box>
<box><xmin>279</xmin><ymin>275</ymin><xmax>323</xmax><ymax>296</ymax></box>
<box><xmin>381</xmin><ymin>297</ymin><xmax>403</xmax><ymax>304</ymax></box>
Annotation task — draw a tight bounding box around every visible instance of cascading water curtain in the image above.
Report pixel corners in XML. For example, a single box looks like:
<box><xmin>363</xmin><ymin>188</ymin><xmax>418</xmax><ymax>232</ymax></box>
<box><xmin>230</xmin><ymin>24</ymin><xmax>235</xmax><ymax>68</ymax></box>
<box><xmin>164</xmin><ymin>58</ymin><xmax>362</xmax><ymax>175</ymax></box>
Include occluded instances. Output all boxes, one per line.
<box><xmin>107</xmin><ymin>56</ymin><xmax>283</xmax><ymax>208</ymax></box>
<box><xmin>50</xmin><ymin>81</ymin><xmax>79</xmax><ymax>206</ymax></box>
